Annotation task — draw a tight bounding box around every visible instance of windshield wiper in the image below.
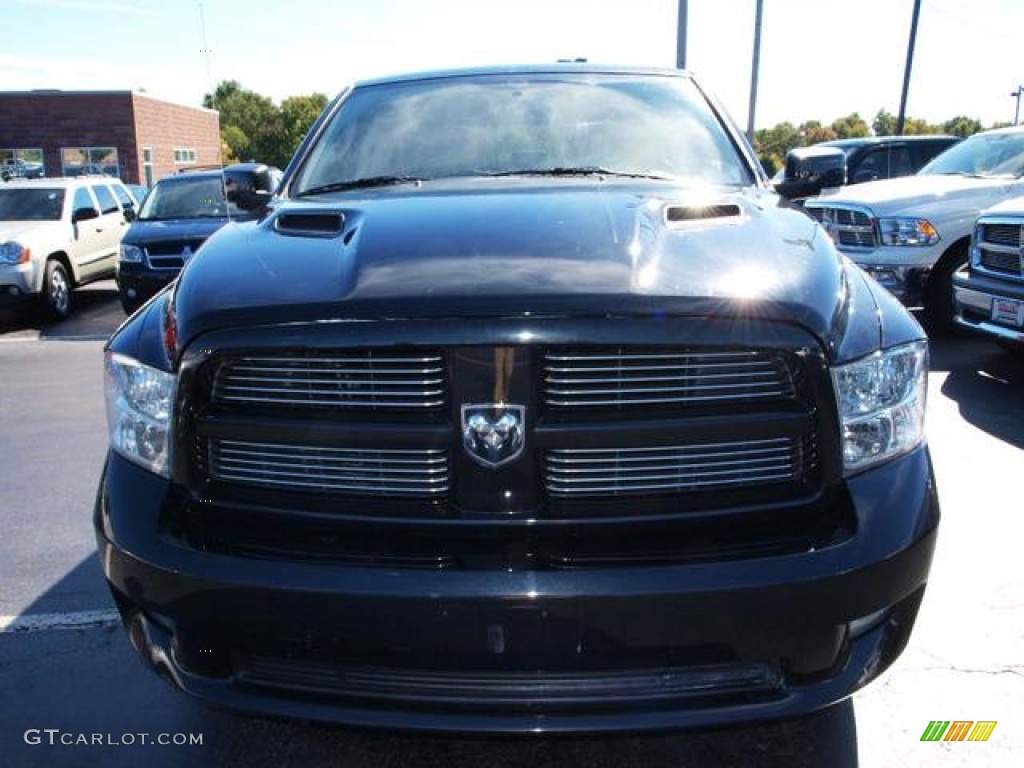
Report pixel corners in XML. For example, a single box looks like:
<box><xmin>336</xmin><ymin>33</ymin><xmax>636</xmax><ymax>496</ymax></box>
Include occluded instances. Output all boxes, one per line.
<box><xmin>485</xmin><ymin>167</ymin><xmax>675</xmax><ymax>180</ymax></box>
<box><xmin>295</xmin><ymin>176</ymin><xmax>425</xmax><ymax>197</ymax></box>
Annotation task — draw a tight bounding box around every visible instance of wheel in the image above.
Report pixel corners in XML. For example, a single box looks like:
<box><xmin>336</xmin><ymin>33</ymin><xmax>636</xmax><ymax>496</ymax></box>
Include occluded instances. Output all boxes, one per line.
<box><xmin>42</xmin><ymin>260</ymin><xmax>72</xmax><ymax>320</ymax></box>
<box><xmin>922</xmin><ymin>246</ymin><xmax>968</xmax><ymax>337</ymax></box>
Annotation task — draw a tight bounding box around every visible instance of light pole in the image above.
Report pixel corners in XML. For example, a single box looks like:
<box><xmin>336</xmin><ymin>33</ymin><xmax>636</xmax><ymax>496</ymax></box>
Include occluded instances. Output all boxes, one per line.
<box><xmin>676</xmin><ymin>0</ymin><xmax>688</xmax><ymax>69</ymax></box>
<box><xmin>746</xmin><ymin>0</ymin><xmax>764</xmax><ymax>143</ymax></box>
<box><xmin>1012</xmin><ymin>86</ymin><xmax>1023</xmax><ymax>126</ymax></box>
<box><xmin>896</xmin><ymin>0</ymin><xmax>922</xmax><ymax>136</ymax></box>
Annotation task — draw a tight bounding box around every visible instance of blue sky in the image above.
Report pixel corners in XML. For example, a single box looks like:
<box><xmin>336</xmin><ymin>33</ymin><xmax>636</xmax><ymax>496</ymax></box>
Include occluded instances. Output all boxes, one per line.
<box><xmin>2</xmin><ymin>0</ymin><xmax>1022</xmax><ymax>130</ymax></box>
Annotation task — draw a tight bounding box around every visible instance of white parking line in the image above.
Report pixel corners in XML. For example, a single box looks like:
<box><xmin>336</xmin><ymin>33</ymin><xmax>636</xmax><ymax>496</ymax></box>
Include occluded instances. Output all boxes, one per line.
<box><xmin>0</xmin><ymin>333</ymin><xmax>111</xmax><ymax>343</ymax></box>
<box><xmin>0</xmin><ymin>610</ymin><xmax>121</xmax><ymax>633</ymax></box>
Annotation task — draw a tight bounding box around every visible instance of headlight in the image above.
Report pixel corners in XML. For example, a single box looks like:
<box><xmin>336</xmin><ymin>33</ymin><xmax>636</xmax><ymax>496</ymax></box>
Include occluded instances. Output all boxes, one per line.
<box><xmin>832</xmin><ymin>341</ymin><xmax>928</xmax><ymax>474</ymax></box>
<box><xmin>104</xmin><ymin>352</ymin><xmax>175</xmax><ymax>478</ymax></box>
<box><xmin>877</xmin><ymin>217</ymin><xmax>939</xmax><ymax>246</ymax></box>
<box><xmin>120</xmin><ymin>244</ymin><xmax>144</xmax><ymax>262</ymax></box>
<box><xmin>0</xmin><ymin>241</ymin><xmax>30</xmax><ymax>264</ymax></box>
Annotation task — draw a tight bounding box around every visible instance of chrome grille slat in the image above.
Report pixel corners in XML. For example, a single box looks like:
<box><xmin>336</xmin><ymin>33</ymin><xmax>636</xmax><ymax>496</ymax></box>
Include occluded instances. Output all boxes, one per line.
<box><xmin>807</xmin><ymin>204</ymin><xmax>879</xmax><ymax>250</ymax></box>
<box><xmin>978</xmin><ymin>249</ymin><xmax>1022</xmax><ymax>277</ymax></box>
<box><xmin>210</xmin><ymin>440</ymin><xmax>449</xmax><ymax>496</ymax></box>
<box><xmin>544</xmin><ymin>349</ymin><xmax>794</xmax><ymax>408</ymax></box>
<box><xmin>980</xmin><ymin>223</ymin><xmax>1022</xmax><ymax>247</ymax></box>
<box><xmin>213</xmin><ymin>351</ymin><xmax>446</xmax><ymax>410</ymax></box>
<box><xmin>545</xmin><ymin>439</ymin><xmax>810</xmax><ymax>497</ymax></box>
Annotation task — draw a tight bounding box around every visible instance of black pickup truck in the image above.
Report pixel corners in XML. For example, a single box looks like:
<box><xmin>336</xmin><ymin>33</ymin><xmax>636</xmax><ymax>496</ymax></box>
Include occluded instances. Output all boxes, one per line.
<box><xmin>95</xmin><ymin>65</ymin><xmax>939</xmax><ymax>733</ymax></box>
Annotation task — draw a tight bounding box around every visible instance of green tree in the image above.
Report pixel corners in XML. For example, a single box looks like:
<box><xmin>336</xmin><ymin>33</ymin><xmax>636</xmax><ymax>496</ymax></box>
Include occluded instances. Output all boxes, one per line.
<box><xmin>831</xmin><ymin>113</ymin><xmax>870</xmax><ymax>139</ymax></box>
<box><xmin>872</xmin><ymin>109</ymin><xmax>897</xmax><ymax>136</ymax></box>
<box><xmin>219</xmin><ymin>125</ymin><xmax>247</xmax><ymax>164</ymax></box>
<box><xmin>754</xmin><ymin>122</ymin><xmax>803</xmax><ymax>174</ymax></box>
<box><xmin>280</xmin><ymin>93</ymin><xmax>329</xmax><ymax>160</ymax></box>
<box><xmin>942</xmin><ymin>115</ymin><xmax>983</xmax><ymax>137</ymax></box>
<box><xmin>800</xmin><ymin>120</ymin><xmax>838</xmax><ymax>145</ymax></box>
<box><xmin>203</xmin><ymin>80</ymin><xmax>286</xmax><ymax>167</ymax></box>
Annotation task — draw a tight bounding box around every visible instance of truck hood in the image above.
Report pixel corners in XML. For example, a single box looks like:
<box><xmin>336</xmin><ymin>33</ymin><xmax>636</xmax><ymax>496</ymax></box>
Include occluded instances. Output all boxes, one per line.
<box><xmin>815</xmin><ymin>173</ymin><xmax>1018</xmax><ymax>217</ymax></box>
<box><xmin>979</xmin><ymin>194</ymin><xmax>1024</xmax><ymax>218</ymax></box>
<box><xmin>123</xmin><ymin>216</ymin><xmax>227</xmax><ymax>246</ymax></box>
<box><xmin>172</xmin><ymin>181</ymin><xmax>848</xmax><ymax>347</ymax></box>
<box><xmin>0</xmin><ymin>220</ymin><xmax>63</xmax><ymax>242</ymax></box>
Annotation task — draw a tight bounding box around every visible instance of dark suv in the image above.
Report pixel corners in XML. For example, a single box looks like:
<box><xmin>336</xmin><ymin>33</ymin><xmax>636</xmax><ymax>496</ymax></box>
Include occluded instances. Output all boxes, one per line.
<box><xmin>116</xmin><ymin>163</ymin><xmax>279</xmax><ymax>313</ymax></box>
<box><xmin>777</xmin><ymin>135</ymin><xmax>960</xmax><ymax>203</ymax></box>
<box><xmin>96</xmin><ymin>66</ymin><xmax>939</xmax><ymax>734</ymax></box>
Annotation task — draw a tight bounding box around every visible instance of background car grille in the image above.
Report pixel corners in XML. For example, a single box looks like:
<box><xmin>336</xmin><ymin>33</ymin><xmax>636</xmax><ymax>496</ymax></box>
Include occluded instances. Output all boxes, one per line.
<box><xmin>145</xmin><ymin>238</ymin><xmax>206</xmax><ymax>269</ymax></box>
<box><xmin>544</xmin><ymin>349</ymin><xmax>795</xmax><ymax>408</ymax></box>
<box><xmin>976</xmin><ymin>220</ymin><xmax>1024</xmax><ymax>280</ymax></box>
<box><xmin>806</xmin><ymin>205</ymin><xmax>878</xmax><ymax>249</ymax></box>
<box><xmin>545</xmin><ymin>437</ymin><xmax>813</xmax><ymax>497</ymax></box>
<box><xmin>212</xmin><ymin>351</ymin><xmax>446</xmax><ymax>410</ymax></box>
<box><xmin>208</xmin><ymin>440</ymin><xmax>449</xmax><ymax>496</ymax></box>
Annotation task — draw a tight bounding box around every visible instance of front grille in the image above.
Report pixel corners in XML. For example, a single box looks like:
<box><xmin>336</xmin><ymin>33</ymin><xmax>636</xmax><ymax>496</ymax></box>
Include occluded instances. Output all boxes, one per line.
<box><xmin>181</xmin><ymin>336</ymin><xmax>829</xmax><ymax>566</ymax></box>
<box><xmin>544</xmin><ymin>349</ymin><xmax>795</xmax><ymax>408</ymax></box>
<box><xmin>212</xmin><ymin>351</ymin><xmax>446</xmax><ymax>410</ymax></box>
<box><xmin>144</xmin><ymin>238</ymin><xmax>206</xmax><ymax>269</ymax></box>
<box><xmin>209</xmin><ymin>439</ymin><xmax>449</xmax><ymax>497</ymax></box>
<box><xmin>807</xmin><ymin>205</ymin><xmax>878</xmax><ymax>249</ymax></box>
<box><xmin>976</xmin><ymin>220</ymin><xmax>1024</xmax><ymax>280</ymax></box>
<box><xmin>979</xmin><ymin>250</ymin><xmax>1023</xmax><ymax>276</ymax></box>
<box><xmin>235</xmin><ymin>657</ymin><xmax>784</xmax><ymax>708</ymax></box>
<box><xmin>545</xmin><ymin>437</ymin><xmax>812</xmax><ymax>497</ymax></box>
<box><xmin>980</xmin><ymin>223</ymin><xmax>1022</xmax><ymax>247</ymax></box>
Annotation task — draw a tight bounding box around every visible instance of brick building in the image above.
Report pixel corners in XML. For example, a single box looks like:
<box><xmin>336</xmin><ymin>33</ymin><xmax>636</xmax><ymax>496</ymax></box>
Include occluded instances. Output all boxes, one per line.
<box><xmin>0</xmin><ymin>90</ymin><xmax>220</xmax><ymax>186</ymax></box>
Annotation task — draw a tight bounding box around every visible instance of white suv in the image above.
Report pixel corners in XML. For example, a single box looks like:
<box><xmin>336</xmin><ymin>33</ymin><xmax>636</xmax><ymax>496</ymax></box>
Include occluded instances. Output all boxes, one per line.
<box><xmin>0</xmin><ymin>176</ymin><xmax>137</xmax><ymax>319</ymax></box>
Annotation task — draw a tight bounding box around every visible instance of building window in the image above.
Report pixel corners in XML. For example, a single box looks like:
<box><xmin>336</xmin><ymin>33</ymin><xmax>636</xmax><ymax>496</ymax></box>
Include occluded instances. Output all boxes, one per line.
<box><xmin>62</xmin><ymin>147</ymin><xmax>119</xmax><ymax>178</ymax></box>
<box><xmin>1</xmin><ymin>148</ymin><xmax>44</xmax><ymax>179</ymax></box>
<box><xmin>173</xmin><ymin>148</ymin><xmax>197</xmax><ymax>165</ymax></box>
<box><xmin>143</xmin><ymin>147</ymin><xmax>154</xmax><ymax>187</ymax></box>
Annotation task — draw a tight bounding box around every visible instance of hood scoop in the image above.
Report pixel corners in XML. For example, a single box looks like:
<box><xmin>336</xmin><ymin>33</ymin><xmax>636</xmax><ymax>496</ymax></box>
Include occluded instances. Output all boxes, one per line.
<box><xmin>664</xmin><ymin>202</ymin><xmax>743</xmax><ymax>227</ymax></box>
<box><xmin>273</xmin><ymin>211</ymin><xmax>345</xmax><ymax>238</ymax></box>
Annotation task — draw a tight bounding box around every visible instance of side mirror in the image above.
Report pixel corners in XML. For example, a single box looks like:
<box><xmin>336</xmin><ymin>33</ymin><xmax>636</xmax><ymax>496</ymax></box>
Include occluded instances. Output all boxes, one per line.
<box><xmin>852</xmin><ymin>170</ymin><xmax>879</xmax><ymax>184</ymax></box>
<box><xmin>223</xmin><ymin>163</ymin><xmax>277</xmax><ymax>212</ymax></box>
<box><xmin>123</xmin><ymin>206</ymin><xmax>136</xmax><ymax>223</ymax></box>
<box><xmin>774</xmin><ymin>146</ymin><xmax>847</xmax><ymax>201</ymax></box>
<box><xmin>72</xmin><ymin>206</ymin><xmax>99</xmax><ymax>222</ymax></box>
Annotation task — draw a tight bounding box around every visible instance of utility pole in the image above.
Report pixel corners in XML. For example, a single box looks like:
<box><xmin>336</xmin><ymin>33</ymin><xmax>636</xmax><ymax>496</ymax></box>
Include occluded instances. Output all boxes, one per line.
<box><xmin>896</xmin><ymin>0</ymin><xmax>922</xmax><ymax>136</ymax></box>
<box><xmin>1012</xmin><ymin>85</ymin><xmax>1023</xmax><ymax>126</ymax></box>
<box><xmin>676</xmin><ymin>0</ymin><xmax>688</xmax><ymax>69</ymax></box>
<box><xmin>746</xmin><ymin>0</ymin><xmax>764</xmax><ymax>143</ymax></box>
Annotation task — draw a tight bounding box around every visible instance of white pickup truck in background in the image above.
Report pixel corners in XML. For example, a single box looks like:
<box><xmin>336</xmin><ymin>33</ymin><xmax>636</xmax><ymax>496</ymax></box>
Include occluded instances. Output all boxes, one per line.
<box><xmin>805</xmin><ymin>126</ymin><xmax>1024</xmax><ymax>332</ymax></box>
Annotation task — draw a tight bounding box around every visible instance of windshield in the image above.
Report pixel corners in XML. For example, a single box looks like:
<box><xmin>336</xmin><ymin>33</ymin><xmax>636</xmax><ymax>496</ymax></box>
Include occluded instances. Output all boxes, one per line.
<box><xmin>139</xmin><ymin>176</ymin><xmax>241</xmax><ymax>220</ymax></box>
<box><xmin>0</xmin><ymin>188</ymin><xmax>65</xmax><ymax>221</ymax></box>
<box><xmin>292</xmin><ymin>74</ymin><xmax>752</xmax><ymax>194</ymax></box>
<box><xmin>920</xmin><ymin>131</ymin><xmax>1024</xmax><ymax>177</ymax></box>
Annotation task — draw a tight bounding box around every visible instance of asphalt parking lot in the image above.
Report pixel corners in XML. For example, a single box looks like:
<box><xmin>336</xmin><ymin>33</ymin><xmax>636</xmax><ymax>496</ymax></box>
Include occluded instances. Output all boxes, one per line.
<box><xmin>0</xmin><ymin>283</ymin><xmax>1021</xmax><ymax>767</ymax></box>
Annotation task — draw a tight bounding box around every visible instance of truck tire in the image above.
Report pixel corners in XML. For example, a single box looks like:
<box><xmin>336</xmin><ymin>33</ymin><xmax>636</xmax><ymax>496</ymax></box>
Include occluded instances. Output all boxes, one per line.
<box><xmin>923</xmin><ymin>244</ymin><xmax>968</xmax><ymax>337</ymax></box>
<box><xmin>42</xmin><ymin>260</ymin><xmax>72</xmax><ymax>320</ymax></box>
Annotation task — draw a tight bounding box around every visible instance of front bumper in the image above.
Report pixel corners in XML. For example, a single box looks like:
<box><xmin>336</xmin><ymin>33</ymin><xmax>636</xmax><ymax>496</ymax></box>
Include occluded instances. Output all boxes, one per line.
<box><xmin>953</xmin><ymin>269</ymin><xmax>1024</xmax><ymax>345</ymax></box>
<box><xmin>116</xmin><ymin>262</ymin><xmax>178</xmax><ymax>308</ymax></box>
<box><xmin>0</xmin><ymin>262</ymin><xmax>40</xmax><ymax>307</ymax></box>
<box><xmin>850</xmin><ymin>261</ymin><xmax>930</xmax><ymax>308</ymax></box>
<box><xmin>95</xmin><ymin>447</ymin><xmax>939</xmax><ymax>734</ymax></box>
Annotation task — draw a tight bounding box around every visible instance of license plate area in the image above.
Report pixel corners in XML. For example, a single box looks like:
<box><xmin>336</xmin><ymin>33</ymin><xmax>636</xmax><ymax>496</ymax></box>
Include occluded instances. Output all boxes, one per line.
<box><xmin>991</xmin><ymin>297</ymin><xmax>1024</xmax><ymax>328</ymax></box>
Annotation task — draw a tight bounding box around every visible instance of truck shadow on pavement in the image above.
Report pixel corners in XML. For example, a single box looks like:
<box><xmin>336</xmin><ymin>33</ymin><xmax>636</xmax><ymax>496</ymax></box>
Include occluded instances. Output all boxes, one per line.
<box><xmin>1</xmin><ymin>556</ymin><xmax>859</xmax><ymax>768</ymax></box>
<box><xmin>0</xmin><ymin>279</ymin><xmax>124</xmax><ymax>341</ymax></box>
<box><xmin>933</xmin><ymin>338</ymin><xmax>1024</xmax><ymax>450</ymax></box>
